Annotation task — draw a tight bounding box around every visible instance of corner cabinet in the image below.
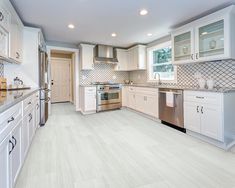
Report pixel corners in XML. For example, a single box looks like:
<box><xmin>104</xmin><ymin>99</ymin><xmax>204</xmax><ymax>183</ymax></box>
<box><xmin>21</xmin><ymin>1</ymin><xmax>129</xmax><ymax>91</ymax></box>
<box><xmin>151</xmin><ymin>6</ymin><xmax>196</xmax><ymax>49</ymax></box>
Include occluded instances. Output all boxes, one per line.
<box><xmin>172</xmin><ymin>5</ymin><xmax>235</xmax><ymax>65</ymax></box>
<box><xmin>115</xmin><ymin>45</ymin><xmax>147</xmax><ymax>71</ymax></box>
<box><xmin>79</xmin><ymin>44</ymin><xmax>95</xmax><ymax>70</ymax></box>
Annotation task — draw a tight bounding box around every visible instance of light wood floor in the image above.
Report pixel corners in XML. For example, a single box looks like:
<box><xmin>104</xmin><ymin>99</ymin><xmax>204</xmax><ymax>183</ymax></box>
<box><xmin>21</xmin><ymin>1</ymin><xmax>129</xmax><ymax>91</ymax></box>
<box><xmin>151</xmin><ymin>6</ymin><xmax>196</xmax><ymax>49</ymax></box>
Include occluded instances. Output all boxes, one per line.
<box><xmin>15</xmin><ymin>103</ymin><xmax>235</xmax><ymax>188</ymax></box>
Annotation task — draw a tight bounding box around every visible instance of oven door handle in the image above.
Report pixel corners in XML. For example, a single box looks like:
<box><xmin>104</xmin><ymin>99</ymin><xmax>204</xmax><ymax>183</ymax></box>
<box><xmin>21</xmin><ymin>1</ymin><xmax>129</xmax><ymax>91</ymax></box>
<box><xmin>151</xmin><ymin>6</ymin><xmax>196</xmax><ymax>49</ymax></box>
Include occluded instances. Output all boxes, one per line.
<box><xmin>97</xmin><ymin>90</ymin><xmax>121</xmax><ymax>94</ymax></box>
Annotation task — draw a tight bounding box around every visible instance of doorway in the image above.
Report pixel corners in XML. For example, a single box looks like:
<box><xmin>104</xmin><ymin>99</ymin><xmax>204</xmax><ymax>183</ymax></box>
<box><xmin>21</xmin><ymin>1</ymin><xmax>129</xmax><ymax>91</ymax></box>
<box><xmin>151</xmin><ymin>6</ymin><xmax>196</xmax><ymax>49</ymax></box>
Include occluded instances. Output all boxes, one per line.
<box><xmin>50</xmin><ymin>51</ymin><xmax>74</xmax><ymax>103</ymax></box>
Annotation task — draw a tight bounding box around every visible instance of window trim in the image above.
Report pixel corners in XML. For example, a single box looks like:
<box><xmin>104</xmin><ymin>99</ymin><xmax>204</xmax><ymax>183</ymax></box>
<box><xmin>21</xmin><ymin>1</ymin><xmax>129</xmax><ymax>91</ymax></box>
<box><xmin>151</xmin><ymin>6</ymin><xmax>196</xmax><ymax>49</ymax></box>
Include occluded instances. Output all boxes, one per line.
<box><xmin>147</xmin><ymin>41</ymin><xmax>177</xmax><ymax>83</ymax></box>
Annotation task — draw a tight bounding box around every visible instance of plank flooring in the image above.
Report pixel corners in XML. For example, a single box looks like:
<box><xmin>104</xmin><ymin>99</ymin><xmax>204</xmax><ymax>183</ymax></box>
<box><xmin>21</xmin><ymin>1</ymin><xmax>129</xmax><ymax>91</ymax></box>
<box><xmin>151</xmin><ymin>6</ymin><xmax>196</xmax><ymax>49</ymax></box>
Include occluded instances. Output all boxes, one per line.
<box><xmin>15</xmin><ymin>103</ymin><xmax>235</xmax><ymax>188</ymax></box>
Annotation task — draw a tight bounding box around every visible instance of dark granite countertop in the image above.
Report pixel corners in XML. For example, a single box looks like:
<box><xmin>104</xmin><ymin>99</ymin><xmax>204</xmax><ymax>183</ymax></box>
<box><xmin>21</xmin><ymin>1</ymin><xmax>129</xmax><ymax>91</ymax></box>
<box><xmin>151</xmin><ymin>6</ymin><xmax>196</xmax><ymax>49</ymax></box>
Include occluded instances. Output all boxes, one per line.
<box><xmin>0</xmin><ymin>88</ymin><xmax>39</xmax><ymax>114</ymax></box>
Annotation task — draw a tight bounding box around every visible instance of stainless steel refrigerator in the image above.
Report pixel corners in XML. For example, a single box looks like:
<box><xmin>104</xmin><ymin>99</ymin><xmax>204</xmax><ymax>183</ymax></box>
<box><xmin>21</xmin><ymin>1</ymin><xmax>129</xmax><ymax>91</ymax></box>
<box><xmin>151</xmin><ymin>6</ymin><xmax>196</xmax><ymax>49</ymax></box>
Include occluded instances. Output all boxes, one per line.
<box><xmin>39</xmin><ymin>48</ymin><xmax>50</xmax><ymax>126</ymax></box>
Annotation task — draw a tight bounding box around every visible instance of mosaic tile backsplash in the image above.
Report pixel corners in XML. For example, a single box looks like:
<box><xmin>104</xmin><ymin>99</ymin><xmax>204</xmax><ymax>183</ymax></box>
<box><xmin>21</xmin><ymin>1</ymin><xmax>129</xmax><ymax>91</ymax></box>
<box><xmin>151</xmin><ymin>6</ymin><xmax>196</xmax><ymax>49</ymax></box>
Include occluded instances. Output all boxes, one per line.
<box><xmin>80</xmin><ymin>63</ymin><xmax>129</xmax><ymax>85</ymax></box>
<box><xmin>0</xmin><ymin>63</ymin><xmax>4</xmax><ymax>77</ymax></box>
<box><xmin>130</xmin><ymin>60</ymin><xmax>235</xmax><ymax>88</ymax></box>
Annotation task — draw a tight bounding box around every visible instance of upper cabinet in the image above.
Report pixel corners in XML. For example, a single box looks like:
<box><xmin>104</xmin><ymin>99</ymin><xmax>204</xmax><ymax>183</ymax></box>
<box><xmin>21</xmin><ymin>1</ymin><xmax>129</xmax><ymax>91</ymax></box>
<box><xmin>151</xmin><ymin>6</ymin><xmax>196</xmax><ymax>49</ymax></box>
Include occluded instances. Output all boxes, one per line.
<box><xmin>9</xmin><ymin>17</ymin><xmax>23</xmax><ymax>63</ymax></box>
<box><xmin>79</xmin><ymin>43</ymin><xmax>95</xmax><ymax>70</ymax></box>
<box><xmin>115</xmin><ymin>44</ymin><xmax>146</xmax><ymax>71</ymax></box>
<box><xmin>172</xmin><ymin>5</ymin><xmax>235</xmax><ymax>65</ymax></box>
<box><xmin>0</xmin><ymin>0</ymin><xmax>23</xmax><ymax>64</ymax></box>
<box><xmin>115</xmin><ymin>49</ymin><xmax>128</xmax><ymax>71</ymax></box>
<box><xmin>0</xmin><ymin>3</ymin><xmax>11</xmax><ymax>32</ymax></box>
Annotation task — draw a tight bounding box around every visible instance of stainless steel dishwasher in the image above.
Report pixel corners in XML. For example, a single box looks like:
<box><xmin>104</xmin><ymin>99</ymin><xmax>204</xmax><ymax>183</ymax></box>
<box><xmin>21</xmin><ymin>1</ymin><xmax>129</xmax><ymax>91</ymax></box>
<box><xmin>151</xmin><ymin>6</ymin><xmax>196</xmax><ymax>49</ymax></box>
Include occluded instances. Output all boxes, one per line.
<box><xmin>159</xmin><ymin>88</ymin><xmax>184</xmax><ymax>130</ymax></box>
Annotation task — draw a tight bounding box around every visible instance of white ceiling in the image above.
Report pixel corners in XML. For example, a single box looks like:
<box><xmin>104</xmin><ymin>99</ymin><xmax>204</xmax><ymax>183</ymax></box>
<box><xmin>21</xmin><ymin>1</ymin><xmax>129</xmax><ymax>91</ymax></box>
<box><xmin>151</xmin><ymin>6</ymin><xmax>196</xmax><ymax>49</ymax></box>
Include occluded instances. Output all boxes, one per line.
<box><xmin>11</xmin><ymin>0</ymin><xmax>235</xmax><ymax>47</ymax></box>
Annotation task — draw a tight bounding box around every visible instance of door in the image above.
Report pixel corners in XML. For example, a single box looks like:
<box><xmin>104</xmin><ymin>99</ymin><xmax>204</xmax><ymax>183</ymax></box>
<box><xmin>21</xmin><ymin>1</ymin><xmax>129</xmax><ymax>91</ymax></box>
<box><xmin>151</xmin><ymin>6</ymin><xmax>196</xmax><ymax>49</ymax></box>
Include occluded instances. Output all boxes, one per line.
<box><xmin>201</xmin><ymin>104</ymin><xmax>223</xmax><ymax>141</ymax></box>
<box><xmin>195</xmin><ymin>18</ymin><xmax>228</xmax><ymax>61</ymax></box>
<box><xmin>172</xmin><ymin>28</ymin><xmax>194</xmax><ymax>64</ymax></box>
<box><xmin>11</xmin><ymin>121</ymin><xmax>22</xmax><ymax>187</ymax></box>
<box><xmin>0</xmin><ymin>135</ymin><xmax>11</xmax><ymax>188</ymax></box>
<box><xmin>51</xmin><ymin>58</ymin><xmax>71</xmax><ymax>103</ymax></box>
<box><xmin>184</xmin><ymin>102</ymin><xmax>201</xmax><ymax>133</ymax></box>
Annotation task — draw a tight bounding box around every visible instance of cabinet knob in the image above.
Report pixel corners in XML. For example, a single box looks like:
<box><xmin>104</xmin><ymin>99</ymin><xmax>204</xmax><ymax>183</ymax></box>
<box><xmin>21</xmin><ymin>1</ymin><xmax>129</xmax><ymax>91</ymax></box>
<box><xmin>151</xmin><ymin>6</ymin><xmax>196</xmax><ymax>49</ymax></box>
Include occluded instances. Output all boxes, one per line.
<box><xmin>7</xmin><ymin>117</ymin><xmax>15</xmax><ymax>123</ymax></box>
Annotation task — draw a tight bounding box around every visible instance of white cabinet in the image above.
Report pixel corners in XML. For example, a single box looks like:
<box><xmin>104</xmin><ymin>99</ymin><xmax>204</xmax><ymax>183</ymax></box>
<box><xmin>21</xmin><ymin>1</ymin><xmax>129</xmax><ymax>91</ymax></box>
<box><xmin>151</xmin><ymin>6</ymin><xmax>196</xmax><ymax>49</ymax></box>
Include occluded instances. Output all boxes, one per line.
<box><xmin>127</xmin><ymin>45</ymin><xmax>146</xmax><ymax>70</ymax></box>
<box><xmin>0</xmin><ymin>3</ymin><xmax>11</xmax><ymax>31</ymax></box>
<box><xmin>115</xmin><ymin>49</ymin><xmax>128</xmax><ymax>71</ymax></box>
<box><xmin>80</xmin><ymin>86</ymin><xmax>96</xmax><ymax>114</ymax></box>
<box><xmin>10</xmin><ymin>17</ymin><xmax>23</xmax><ymax>63</ymax></box>
<box><xmin>121</xmin><ymin>86</ymin><xmax>128</xmax><ymax>107</ymax></box>
<box><xmin>126</xmin><ymin>86</ymin><xmax>159</xmax><ymax>118</ymax></box>
<box><xmin>0</xmin><ymin>135</ymin><xmax>11</xmax><ymax>188</ymax></box>
<box><xmin>184</xmin><ymin>91</ymin><xmax>223</xmax><ymax>141</ymax></box>
<box><xmin>79</xmin><ymin>44</ymin><xmax>95</xmax><ymax>70</ymax></box>
<box><xmin>172</xmin><ymin>5</ymin><xmax>235</xmax><ymax>64</ymax></box>
<box><xmin>0</xmin><ymin>26</ymin><xmax>9</xmax><ymax>58</ymax></box>
<box><xmin>10</xmin><ymin>120</ymin><xmax>22</xmax><ymax>188</ymax></box>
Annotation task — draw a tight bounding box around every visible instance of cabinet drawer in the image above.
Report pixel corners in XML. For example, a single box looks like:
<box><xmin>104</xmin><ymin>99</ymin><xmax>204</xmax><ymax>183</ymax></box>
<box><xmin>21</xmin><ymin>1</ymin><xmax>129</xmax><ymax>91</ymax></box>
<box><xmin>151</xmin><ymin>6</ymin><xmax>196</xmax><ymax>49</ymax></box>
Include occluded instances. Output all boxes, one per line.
<box><xmin>85</xmin><ymin>87</ymin><xmax>96</xmax><ymax>94</ymax></box>
<box><xmin>0</xmin><ymin>102</ymin><xmax>22</xmax><ymax>144</ymax></box>
<box><xmin>128</xmin><ymin>86</ymin><xmax>136</xmax><ymax>92</ymax></box>
<box><xmin>184</xmin><ymin>91</ymin><xmax>223</xmax><ymax>106</ymax></box>
<box><xmin>135</xmin><ymin>87</ymin><xmax>158</xmax><ymax>96</ymax></box>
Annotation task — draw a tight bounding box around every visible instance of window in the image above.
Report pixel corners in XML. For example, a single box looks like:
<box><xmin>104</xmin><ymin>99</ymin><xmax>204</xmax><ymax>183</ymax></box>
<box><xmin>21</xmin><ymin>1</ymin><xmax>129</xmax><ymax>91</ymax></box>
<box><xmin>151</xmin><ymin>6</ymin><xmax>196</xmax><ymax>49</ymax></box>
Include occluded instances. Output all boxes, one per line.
<box><xmin>147</xmin><ymin>41</ymin><xmax>176</xmax><ymax>82</ymax></box>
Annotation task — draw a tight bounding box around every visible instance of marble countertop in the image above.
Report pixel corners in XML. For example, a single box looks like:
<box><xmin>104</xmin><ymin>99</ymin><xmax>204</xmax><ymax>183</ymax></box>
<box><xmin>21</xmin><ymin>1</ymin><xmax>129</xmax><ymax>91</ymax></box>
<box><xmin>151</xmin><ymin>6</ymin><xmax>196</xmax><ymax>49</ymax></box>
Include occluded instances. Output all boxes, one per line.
<box><xmin>0</xmin><ymin>88</ymin><xmax>39</xmax><ymax>114</ymax></box>
<box><xmin>80</xmin><ymin>83</ymin><xmax>235</xmax><ymax>93</ymax></box>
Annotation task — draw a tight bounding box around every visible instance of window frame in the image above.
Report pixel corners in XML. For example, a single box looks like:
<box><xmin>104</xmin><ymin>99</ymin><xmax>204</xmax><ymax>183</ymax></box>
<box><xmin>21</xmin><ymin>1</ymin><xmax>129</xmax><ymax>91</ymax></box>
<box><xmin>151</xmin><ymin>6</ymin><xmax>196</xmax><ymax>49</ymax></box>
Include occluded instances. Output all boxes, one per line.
<box><xmin>147</xmin><ymin>41</ymin><xmax>177</xmax><ymax>83</ymax></box>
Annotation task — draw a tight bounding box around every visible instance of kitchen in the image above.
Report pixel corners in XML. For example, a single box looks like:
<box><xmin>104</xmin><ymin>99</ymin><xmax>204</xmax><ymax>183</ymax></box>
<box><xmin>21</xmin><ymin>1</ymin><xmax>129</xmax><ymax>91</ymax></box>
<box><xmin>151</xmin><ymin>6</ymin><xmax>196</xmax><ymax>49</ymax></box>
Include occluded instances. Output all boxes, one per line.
<box><xmin>1</xmin><ymin>0</ymin><xmax>235</xmax><ymax>188</ymax></box>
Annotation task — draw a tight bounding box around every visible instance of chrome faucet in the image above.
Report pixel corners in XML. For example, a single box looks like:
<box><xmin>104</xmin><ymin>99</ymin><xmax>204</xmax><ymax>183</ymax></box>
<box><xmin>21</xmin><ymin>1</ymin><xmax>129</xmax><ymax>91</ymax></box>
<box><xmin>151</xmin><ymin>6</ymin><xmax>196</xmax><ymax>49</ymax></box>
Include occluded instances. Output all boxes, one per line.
<box><xmin>153</xmin><ymin>72</ymin><xmax>161</xmax><ymax>85</ymax></box>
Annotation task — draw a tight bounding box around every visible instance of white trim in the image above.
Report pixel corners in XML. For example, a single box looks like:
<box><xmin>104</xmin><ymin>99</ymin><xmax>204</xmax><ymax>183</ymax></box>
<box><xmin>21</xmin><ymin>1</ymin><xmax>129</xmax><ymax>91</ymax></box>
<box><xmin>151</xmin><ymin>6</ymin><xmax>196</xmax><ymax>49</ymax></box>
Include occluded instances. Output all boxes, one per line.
<box><xmin>147</xmin><ymin>41</ymin><xmax>177</xmax><ymax>83</ymax></box>
<box><xmin>47</xmin><ymin>46</ymin><xmax>80</xmax><ymax>112</ymax></box>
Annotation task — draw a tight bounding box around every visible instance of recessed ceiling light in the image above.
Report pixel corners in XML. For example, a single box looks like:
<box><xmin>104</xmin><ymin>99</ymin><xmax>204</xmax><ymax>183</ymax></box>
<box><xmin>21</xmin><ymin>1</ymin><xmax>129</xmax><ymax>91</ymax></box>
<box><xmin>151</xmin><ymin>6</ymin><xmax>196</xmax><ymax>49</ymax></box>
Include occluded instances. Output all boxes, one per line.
<box><xmin>201</xmin><ymin>32</ymin><xmax>208</xmax><ymax>35</ymax></box>
<box><xmin>68</xmin><ymin>24</ymin><xmax>75</xmax><ymax>29</ymax></box>
<box><xmin>140</xmin><ymin>9</ymin><xmax>148</xmax><ymax>16</ymax></box>
<box><xmin>147</xmin><ymin>33</ymin><xmax>153</xmax><ymax>36</ymax></box>
<box><xmin>111</xmin><ymin>33</ymin><xmax>117</xmax><ymax>37</ymax></box>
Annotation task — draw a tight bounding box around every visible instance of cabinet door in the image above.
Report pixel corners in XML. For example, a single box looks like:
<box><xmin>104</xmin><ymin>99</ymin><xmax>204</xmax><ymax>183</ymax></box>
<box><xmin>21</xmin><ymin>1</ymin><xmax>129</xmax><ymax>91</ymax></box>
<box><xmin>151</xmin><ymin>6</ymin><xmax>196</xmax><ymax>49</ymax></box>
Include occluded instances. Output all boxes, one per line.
<box><xmin>195</xmin><ymin>19</ymin><xmax>228</xmax><ymax>62</ymax></box>
<box><xmin>128</xmin><ymin>48</ymin><xmax>134</xmax><ymax>70</ymax></box>
<box><xmin>144</xmin><ymin>95</ymin><xmax>159</xmax><ymax>118</ymax></box>
<box><xmin>201</xmin><ymin>104</ymin><xmax>223</xmax><ymax>141</ymax></box>
<box><xmin>21</xmin><ymin>115</ymin><xmax>29</xmax><ymax>160</ymax></box>
<box><xmin>122</xmin><ymin>86</ymin><xmax>128</xmax><ymax>107</ymax></box>
<box><xmin>0</xmin><ymin>135</ymin><xmax>11</xmax><ymax>188</ymax></box>
<box><xmin>28</xmin><ymin>111</ymin><xmax>34</xmax><ymax>143</ymax></box>
<box><xmin>11</xmin><ymin>121</ymin><xmax>22</xmax><ymax>187</ymax></box>
<box><xmin>0</xmin><ymin>5</ymin><xmax>11</xmax><ymax>31</ymax></box>
<box><xmin>80</xmin><ymin>44</ymin><xmax>95</xmax><ymax>70</ymax></box>
<box><xmin>135</xmin><ymin>93</ymin><xmax>144</xmax><ymax>112</ymax></box>
<box><xmin>128</xmin><ymin>93</ymin><xmax>136</xmax><ymax>109</ymax></box>
<box><xmin>116</xmin><ymin>49</ymin><xmax>128</xmax><ymax>71</ymax></box>
<box><xmin>85</xmin><ymin>93</ymin><xmax>96</xmax><ymax>111</ymax></box>
<box><xmin>184</xmin><ymin>102</ymin><xmax>201</xmax><ymax>133</ymax></box>
<box><xmin>137</xmin><ymin>45</ymin><xmax>146</xmax><ymax>70</ymax></box>
<box><xmin>172</xmin><ymin>29</ymin><xmax>194</xmax><ymax>64</ymax></box>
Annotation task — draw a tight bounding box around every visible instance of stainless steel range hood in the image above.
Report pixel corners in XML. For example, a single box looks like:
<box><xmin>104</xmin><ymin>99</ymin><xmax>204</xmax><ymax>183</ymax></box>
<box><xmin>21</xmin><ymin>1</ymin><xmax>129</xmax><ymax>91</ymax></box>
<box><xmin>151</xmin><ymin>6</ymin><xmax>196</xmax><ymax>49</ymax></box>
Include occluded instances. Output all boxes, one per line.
<box><xmin>94</xmin><ymin>45</ymin><xmax>118</xmax><ymax>64</ymax></box>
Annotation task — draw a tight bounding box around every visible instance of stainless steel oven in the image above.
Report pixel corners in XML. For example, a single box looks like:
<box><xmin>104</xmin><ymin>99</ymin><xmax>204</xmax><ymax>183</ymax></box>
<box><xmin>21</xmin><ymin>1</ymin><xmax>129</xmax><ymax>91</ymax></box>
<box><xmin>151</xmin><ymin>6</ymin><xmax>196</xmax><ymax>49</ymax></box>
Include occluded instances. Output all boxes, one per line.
<box><xmin>96</xmin><ymin>84</ymin><xmax>122</xmax><ymax>112</ymax></box>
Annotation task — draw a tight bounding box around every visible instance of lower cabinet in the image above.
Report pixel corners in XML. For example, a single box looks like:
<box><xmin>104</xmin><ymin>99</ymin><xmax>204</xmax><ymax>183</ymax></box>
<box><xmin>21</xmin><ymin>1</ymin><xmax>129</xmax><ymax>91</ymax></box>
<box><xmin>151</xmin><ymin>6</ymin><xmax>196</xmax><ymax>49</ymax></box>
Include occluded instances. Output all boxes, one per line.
<box><xmin>0</xmin><ymin>91</ymin><xmax>39</xmax><ymax>188</ymax></box>
<box><xmin>80</xmin><ymin>86</ymin><xmax>97</xmax><ymax>114</ymax></box>
<box><xmin>0</xmin><ymin>135</ymin><xmax>11</xmax><ymax>188</ymax></box>
<box><xmin>11</xmin><ymin>120</ymin><xmax>22</xmax><ymax>188</ymax></box>
<box><xmin>184</xmin><ymin>91</ymin><xmax>223</xmax><ymax>141</ymax></box>
<box><xmin>126</xmin><ymin>87</ymin><xmax>159</xmax><ymax>118</ymax></box>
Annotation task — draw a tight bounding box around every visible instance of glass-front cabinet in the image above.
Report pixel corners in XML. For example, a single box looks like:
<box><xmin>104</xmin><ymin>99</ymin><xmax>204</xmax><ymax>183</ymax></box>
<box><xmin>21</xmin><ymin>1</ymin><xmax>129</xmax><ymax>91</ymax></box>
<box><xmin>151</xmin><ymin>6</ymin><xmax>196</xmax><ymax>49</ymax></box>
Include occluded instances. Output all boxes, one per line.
<box><xmin>195</xmin><ymin>19</ymin><xmax>228</xmax><ymax>61</ymax></box>
<box><xmin>171</xmin><ymin>5</ymin><xmax>235</xmax><ymax>65</ymax></box>
<box><xmin>172</xmin><ymin>29</ymin><xmax>194</xmax><ymax>64</ymax></box>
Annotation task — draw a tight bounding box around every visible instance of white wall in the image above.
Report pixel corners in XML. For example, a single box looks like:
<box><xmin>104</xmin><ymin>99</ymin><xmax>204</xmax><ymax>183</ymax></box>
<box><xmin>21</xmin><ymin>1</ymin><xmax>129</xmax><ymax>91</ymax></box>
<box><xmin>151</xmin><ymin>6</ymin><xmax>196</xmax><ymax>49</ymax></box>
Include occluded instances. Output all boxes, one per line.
<box><xmin>4</xmin><ymin>27</ymin><xmax>40</xmax><ymax>88</ymax></box>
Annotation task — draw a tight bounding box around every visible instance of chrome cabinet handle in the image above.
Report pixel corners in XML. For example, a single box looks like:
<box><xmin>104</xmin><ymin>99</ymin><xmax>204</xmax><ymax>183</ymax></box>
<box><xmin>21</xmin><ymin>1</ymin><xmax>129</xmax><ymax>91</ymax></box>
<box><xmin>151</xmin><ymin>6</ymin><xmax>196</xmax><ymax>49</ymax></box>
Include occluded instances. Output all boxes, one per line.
<box><xmin>7</xmin><ymin>117</ymin><xmax>14</xmax><ymax>123</ymax></box>
<box><xmin>12</xmin><ymin>136</ymin><xmax>17</xmax><ymax>146</ymax></box>
<box><xmin>29</xmin><ymin>113</ymin><xmax>32</xmax><ymax>122</ymax></box>
<box><xmin>196</xmin><ymin>53</ymin><xmax>199</xmax><ymax>59</ymax></box>
<box><xmin>201</xmin><ymin>106</ymin><xmax>204</xmax><ymax>114</ymax></box>
<box><xmin>16</xmin><ymin>52</ymin><xmax>20</xmax><ymax>59</ymax></box>
<box><xmin>28</xmin><ymin>101</ymin><xmax>32</xmax><ymax>105</ymax></box>
<box><xmin>9</xmin><ymin>140</ymin><xmax>15</xmax><ymax>155</ymax></box>
<box><xmin>0</xmin><ymin>12</ymin><xmax>4</xmax><ymax>21</ymax></box>
<box><xmin>191</xmin><ymin>54</ymin><xmax>194</xmax><ymax>60</ymax></box>
<box><xmin>197</xmin><ymin>106</ymin><xmax>199</xmax><ymax>113</ymax></box>
<box><xmin>196</xmin><ymin>96</ymin><xmax>204</xmax><ymax>99</ymax></box>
